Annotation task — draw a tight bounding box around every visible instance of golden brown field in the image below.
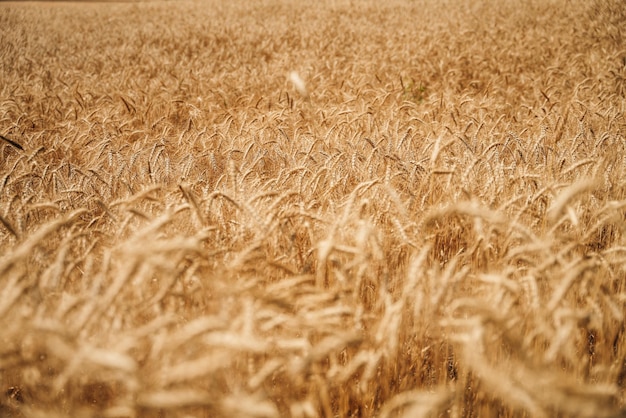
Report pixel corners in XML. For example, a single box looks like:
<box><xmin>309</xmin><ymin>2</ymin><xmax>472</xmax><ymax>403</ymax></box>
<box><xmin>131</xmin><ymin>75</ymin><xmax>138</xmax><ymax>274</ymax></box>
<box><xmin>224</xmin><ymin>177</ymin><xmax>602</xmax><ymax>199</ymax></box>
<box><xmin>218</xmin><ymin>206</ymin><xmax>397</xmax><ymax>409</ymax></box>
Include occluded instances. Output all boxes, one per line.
<box><xmin>1</xmin><ymin>0</ymin><xmax>625</xmax><ymax>416</ymax></box>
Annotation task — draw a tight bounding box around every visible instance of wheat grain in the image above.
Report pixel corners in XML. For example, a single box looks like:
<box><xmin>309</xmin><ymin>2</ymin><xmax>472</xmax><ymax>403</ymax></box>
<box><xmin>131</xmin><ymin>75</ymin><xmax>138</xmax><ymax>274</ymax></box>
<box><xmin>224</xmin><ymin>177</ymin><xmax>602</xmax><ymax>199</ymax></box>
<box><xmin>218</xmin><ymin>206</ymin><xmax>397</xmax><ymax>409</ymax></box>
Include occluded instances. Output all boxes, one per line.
<box><xmin>2</xmin><ymin>1</ymin><xmax>626</xmax><ymax>416</ymax></box>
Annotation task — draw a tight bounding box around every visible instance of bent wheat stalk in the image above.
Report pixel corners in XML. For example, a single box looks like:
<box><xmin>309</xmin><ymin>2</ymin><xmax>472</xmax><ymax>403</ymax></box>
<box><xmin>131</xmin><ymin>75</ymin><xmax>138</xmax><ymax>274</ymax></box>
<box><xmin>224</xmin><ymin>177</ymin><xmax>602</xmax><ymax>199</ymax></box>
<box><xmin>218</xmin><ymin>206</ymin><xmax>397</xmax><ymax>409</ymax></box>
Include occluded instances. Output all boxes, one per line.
<box><xmin>0</xmin><ymin>134</ymin><xmax>24</xmax><ymax>151</ymax></box>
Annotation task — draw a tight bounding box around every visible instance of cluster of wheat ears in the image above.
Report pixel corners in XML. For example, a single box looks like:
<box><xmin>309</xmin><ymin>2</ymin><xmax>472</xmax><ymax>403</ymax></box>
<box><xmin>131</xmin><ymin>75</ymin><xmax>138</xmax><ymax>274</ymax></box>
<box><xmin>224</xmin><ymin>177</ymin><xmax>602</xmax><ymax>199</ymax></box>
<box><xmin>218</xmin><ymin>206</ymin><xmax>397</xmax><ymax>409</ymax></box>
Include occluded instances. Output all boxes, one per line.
<box><xmin>1</xmin><ymin>0</ymin><xmax>625</xmax><ymax>417</ymax></box>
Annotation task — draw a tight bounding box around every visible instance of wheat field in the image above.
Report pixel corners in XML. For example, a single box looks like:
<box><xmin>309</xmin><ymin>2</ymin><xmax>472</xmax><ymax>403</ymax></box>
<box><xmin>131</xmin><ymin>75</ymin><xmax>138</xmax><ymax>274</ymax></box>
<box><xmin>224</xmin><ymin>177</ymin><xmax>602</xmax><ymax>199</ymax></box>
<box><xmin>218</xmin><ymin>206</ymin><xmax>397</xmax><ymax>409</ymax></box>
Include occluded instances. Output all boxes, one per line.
<box><xmin>1</xmin><ymin>0</ymin><xmax>625</xmax><ymax>417</ymax></box>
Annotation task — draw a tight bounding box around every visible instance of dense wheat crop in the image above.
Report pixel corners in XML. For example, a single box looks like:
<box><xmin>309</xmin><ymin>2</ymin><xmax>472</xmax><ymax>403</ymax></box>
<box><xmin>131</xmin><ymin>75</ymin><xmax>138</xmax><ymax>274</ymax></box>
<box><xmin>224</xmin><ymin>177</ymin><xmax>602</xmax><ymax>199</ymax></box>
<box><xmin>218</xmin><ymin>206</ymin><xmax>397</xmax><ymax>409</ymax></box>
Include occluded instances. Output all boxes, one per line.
<box><xmin>1</xmin><ymin>0</ymin><xmax>626</xmax><ymax>416</ymax></box>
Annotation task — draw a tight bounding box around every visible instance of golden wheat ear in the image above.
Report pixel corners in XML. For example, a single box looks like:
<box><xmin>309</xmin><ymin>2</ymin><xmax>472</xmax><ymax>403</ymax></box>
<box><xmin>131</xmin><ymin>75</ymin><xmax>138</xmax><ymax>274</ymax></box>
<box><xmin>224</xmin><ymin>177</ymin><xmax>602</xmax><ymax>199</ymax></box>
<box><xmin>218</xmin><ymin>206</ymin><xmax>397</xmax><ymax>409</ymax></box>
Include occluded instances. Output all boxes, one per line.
<box><xmin>0</xmin><ymin>134</ymin><xmax>24</xmax><ymax>151</ymax></box>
